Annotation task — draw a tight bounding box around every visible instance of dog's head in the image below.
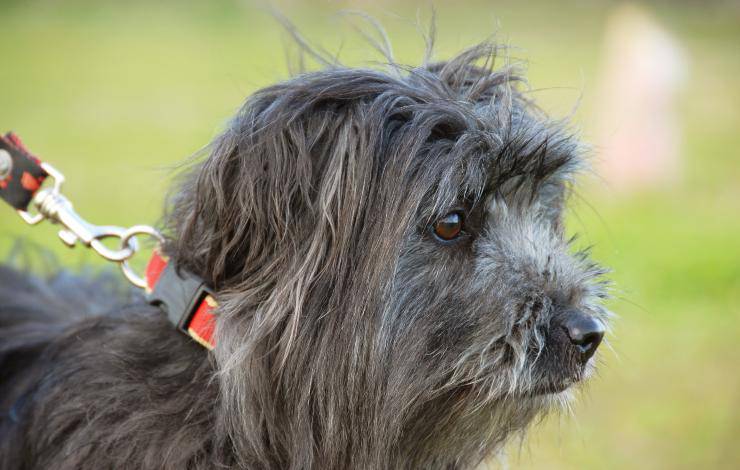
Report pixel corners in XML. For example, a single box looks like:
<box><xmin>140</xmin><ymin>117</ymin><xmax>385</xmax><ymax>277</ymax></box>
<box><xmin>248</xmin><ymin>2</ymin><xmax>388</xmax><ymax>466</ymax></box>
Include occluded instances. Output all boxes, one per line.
<box><xmin>166</xmin><ymin>43</ymin><xmax>610</xmax><ymax>468</ymax></box>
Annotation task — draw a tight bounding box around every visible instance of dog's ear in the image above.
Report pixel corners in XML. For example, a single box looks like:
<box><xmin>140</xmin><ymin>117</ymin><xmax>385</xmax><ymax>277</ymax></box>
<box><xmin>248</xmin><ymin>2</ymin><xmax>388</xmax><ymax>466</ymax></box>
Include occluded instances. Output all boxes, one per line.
<box><xmin>165</xmin><ymin>89</ymin><xmax>382</xmax><ymax>293</ymax></box>
<box><xmin>165</xmin><ymin>85</ymin><xmax>415</xmax><ymax>376</ymax></box>
<box><xmin>165</xmin><ymin>100</ymin><xmax>309</xmax><ymax>288</ymax></box>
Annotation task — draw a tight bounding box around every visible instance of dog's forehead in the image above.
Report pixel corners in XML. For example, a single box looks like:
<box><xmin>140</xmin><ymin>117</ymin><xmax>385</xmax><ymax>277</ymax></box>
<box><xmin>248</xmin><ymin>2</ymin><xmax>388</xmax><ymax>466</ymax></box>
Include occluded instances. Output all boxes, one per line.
<box><xmin>235</xmin><ymin>59</ymin><xmax>582</xmax><ymax>219</ymax></box>
<box><xmin>396</xmin><ymin>99</ymin><xmax>581</xmax><ymax>213</ymax></box>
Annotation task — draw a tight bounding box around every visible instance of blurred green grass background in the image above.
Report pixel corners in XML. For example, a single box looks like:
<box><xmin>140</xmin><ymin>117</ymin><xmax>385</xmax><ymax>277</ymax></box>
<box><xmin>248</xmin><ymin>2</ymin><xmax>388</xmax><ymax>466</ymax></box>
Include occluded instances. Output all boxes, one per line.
<box><xmin>1</xmin><ymin>1</ymin><xmax>738</xmax><ymax>468</ymax></box>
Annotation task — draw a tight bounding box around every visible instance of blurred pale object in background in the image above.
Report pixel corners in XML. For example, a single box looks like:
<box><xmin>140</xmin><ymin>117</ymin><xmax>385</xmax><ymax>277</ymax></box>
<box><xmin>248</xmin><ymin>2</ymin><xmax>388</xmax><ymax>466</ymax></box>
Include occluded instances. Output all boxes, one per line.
<box><xmin>598</xmin><ymin>4</ymin><xmax>687</xmax><ymax>192</ymax></box>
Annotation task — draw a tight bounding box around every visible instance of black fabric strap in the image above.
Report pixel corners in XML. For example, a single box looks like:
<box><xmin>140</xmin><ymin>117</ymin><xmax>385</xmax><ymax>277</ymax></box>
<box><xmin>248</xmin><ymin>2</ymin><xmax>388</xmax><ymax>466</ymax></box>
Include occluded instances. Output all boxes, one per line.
<box><xmin>0</xmin><ymin>132</ymin><xmax>48</xmax><ymax>211</ymax></box>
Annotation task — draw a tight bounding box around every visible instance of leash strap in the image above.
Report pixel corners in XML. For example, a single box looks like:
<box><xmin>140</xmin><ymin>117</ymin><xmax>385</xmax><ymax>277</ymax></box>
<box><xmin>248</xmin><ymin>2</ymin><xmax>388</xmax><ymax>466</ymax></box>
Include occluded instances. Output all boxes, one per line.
<box><xmin>0</xmin><ymin>132</ymin><xmax>48</xmax><ymax>211</ymax></box>
<box><xmin>1</xmin><ymin>132</ymin><xmax>217</xmax><ymax>350</ymax></box>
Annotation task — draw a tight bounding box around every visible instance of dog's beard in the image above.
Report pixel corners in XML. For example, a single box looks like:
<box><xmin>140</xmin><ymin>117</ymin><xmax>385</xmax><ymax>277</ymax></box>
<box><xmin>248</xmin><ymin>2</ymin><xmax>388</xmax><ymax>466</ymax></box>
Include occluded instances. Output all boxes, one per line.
<box><xmin>403</xmin><ymin>309</ymin><xmax>601</xmax><ymax>465</ymax></box>
<box><xmin>401</xmin><ymin>387</ymin><xmax>561</xmax><ymax>468</ymax></box>
<box><xmin>392</xmin><ymin>348</ymin><xmax>583</xmax><ymax>467</ymax></box>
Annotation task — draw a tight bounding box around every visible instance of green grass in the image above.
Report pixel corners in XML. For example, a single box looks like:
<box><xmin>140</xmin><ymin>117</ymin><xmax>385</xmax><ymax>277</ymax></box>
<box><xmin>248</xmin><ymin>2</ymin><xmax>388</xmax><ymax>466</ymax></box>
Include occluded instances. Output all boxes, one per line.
<box><xmin>1</xmin><ymin>1</ymin><xmax>738</xmax><ymax>468</ymax></box>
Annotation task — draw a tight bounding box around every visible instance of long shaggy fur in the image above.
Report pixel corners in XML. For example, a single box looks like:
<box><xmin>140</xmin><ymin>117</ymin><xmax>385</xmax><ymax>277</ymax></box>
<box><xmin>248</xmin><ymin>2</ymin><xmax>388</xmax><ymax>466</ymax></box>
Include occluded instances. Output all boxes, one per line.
<box><xmin>0</xmin><ymin>41</ymin><xmax>609</xmax><ymax>469</ymax></box>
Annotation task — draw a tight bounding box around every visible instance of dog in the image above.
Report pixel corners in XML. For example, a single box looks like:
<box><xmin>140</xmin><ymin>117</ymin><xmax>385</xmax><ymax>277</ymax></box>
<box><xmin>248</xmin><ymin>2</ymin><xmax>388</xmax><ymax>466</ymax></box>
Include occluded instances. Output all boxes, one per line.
<box><xmin>0</xmin><ymin>41</ymin><xmax>610</xmax><ymax>469</ymax></box>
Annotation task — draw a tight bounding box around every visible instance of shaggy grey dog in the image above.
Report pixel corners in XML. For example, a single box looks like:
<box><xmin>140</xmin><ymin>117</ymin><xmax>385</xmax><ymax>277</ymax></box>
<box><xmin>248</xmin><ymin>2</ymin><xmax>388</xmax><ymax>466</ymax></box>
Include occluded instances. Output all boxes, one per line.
<box><xmin>0</xmin><ymin>42</ymin><xmax>610</xmax><ymax>469</ymax></box>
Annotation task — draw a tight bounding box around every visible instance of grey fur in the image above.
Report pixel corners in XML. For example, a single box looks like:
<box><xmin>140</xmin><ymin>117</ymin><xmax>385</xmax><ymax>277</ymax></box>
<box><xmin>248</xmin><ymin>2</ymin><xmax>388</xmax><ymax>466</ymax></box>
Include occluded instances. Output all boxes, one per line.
<box><xmin>0</xmin><ymin>41</ymin><xmax>610</xmax><ymax>469</ymax></box>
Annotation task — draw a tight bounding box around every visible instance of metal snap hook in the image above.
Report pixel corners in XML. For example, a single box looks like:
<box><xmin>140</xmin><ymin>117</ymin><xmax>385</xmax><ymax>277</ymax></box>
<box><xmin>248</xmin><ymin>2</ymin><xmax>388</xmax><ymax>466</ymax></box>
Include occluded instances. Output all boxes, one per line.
<box><xmin>12</xmin><ymin>160</ymin><xmax>164</xmax><ymax>289</ymax></box>
<box><xmin>89</xmin><ymin>226</ymin><xmax>138</xmax><ymax>262</ymax></box>
<box><xmin>118</xmin><ymin>225</ymin><xmax>165</xmax><ymax>288</ymax></box>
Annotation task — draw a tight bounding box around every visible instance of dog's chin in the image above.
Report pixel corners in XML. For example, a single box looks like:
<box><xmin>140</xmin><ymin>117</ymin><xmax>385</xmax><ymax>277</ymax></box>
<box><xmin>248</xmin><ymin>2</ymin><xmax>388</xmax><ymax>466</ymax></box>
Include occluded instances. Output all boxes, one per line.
<box><xmin>526</xmin><ymin>378</ymin><xmax>574</xmax><ymax>396</ymax></box>
<box><xmin>525</xmin><ymin>359</ymin><xmax>596</xmax><ymax>397</ymax></box>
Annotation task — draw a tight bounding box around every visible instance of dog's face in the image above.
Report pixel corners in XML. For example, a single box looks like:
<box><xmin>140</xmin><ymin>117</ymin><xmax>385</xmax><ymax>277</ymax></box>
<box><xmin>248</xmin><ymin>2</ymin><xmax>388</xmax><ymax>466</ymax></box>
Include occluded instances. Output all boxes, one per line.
<box><xmin>392</xmin><ymin>117</ymin><xmax>610</xmax><ymax>400</ymax></box>
<box><xmin>168</xmin><ymin>44</ymin><xmax>610</xmax><ymax>467</ymax></box>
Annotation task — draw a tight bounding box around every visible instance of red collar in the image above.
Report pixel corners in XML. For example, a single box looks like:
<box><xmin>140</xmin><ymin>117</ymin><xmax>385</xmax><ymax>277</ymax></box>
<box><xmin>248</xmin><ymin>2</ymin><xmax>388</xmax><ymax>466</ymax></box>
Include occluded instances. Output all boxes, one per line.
<box><xmin>145</xmin><ymin>250</ymin><xmax>218</xmax><ymax>350</ymax></box>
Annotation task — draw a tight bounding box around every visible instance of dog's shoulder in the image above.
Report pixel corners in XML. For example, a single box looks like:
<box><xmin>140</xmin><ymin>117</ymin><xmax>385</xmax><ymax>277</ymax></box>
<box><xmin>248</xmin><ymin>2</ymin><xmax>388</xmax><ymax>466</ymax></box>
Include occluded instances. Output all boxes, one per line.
<box><xmin>0</xmin><ymin>265</ymin><xmax>225</xmax><ymax>469</ymax></box>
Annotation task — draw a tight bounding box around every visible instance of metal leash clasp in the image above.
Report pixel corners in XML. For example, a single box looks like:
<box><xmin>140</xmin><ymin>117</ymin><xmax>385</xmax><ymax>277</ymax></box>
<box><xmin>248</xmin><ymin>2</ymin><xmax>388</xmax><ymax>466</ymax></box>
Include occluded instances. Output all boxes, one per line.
<box><xmin>17</xmin><ymin>163</ymin><xmax>163</xmax><ymax>288</ymax></box>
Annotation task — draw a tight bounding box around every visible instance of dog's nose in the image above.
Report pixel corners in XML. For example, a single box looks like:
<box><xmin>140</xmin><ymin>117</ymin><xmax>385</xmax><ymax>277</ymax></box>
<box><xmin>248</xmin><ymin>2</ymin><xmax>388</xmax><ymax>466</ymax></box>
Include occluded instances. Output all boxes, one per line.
<box><xmin>561</xmin><ymin>310</ymin><xmax>605</xmax><ymax>363</ymax></box>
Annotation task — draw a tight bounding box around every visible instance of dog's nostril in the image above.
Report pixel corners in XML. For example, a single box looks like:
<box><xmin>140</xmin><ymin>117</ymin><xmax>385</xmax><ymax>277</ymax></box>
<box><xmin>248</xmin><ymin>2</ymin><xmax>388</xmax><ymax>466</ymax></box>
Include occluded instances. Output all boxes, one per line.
<box><xmin>561</xmin><ymin>311</ymin><xmax>605</xmax><ymax>362</ymax></box>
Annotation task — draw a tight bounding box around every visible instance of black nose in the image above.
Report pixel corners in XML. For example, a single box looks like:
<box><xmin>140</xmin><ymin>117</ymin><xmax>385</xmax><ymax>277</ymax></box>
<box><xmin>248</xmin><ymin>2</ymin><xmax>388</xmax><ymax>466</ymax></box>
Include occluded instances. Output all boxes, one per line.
<box><xmin>561</xmin><ymin>310</ymin><xmax>605</xmax><ymax>363</ymax></box>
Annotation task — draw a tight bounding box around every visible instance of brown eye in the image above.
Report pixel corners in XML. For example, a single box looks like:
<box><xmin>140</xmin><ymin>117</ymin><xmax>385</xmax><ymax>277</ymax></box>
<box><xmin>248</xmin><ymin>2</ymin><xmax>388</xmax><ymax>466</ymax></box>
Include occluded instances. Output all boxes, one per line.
<box><xmin>432</xmin><ymin>212</ymin><xmax>463</xmax><ymax>241</ymax></box>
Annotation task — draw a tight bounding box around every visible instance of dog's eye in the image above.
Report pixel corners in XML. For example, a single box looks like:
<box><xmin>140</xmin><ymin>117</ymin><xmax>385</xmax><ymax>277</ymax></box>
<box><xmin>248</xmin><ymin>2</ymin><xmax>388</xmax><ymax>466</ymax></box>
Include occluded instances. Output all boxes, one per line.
<box><xmin>432</xmin><ymin>212</ymin><xmax>464</xmax><ymax>241</ymax></box>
